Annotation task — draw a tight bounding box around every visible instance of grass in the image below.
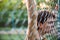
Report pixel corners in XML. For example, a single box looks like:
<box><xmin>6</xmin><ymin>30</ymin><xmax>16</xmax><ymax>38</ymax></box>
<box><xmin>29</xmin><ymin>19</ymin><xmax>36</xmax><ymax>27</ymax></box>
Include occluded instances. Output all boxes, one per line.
<box><xmin>0</xmin><ymin>27</ymin><xmax>11</xmax><ymax>31</ymax></box>
<box><xmin>0</xmin><ymin>34</ymin><xmax>26</xmax><ymax>40</ymax></box>
<box><xmin>0</xmin><ymin>27</ymin><xmax>26</xmax><ymax>40</ymax></box>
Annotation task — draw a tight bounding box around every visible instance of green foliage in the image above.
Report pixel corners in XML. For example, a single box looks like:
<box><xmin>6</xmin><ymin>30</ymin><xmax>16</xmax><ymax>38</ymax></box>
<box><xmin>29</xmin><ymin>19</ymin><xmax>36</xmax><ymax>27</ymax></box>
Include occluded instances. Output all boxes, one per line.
<box><xmin>36</xmin><ymin>0</ymin><xmax>58</xmax><ymax>10</ymax></box>
<box><xmin>0</xmin><ymin>0</ymin><xmax>58</xmax><ymax>27</ymax></box>
<box><xmin>0</xmin><ymin>0</ymin><xmax>27</xmax><ymax>27</ymax></box>
<box><xmin>0</xmin><ymin>34</ymin><xmax>26</xmax><ymax>40</ymax></box>
<box><xmin>0</xmin><ymin>0</ymin><xmax>8</xmax><ymax>11</ymax></box>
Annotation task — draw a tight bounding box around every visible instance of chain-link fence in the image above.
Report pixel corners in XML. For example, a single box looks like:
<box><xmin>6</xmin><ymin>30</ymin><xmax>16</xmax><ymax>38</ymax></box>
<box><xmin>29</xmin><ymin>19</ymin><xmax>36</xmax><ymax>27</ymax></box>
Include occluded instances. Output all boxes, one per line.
<box><xmin>0</xmin><ymin>0</ymin><xmax>27</xmax><ymax>40</ymax></box>
<box><xmin>0</xmin><ymin>0</ymin><xmax>28</xmax><ymax>28</ymax></box>
<box><xmin>0</xmin><ymin>0</ymin><xmax>60</xmax><ymax>40</ymax></box>
<box><xmin>25</xmin><ymin>0</ymin><xmax>59</xmax><ymax>40</ymax></box>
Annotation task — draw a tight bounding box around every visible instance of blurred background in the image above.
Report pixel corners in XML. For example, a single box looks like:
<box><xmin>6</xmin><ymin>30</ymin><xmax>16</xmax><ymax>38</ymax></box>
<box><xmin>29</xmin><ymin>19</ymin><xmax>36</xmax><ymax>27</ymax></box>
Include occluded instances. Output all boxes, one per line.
<box><xmin>0</xmin><ymin>0</ymin><xmax>60</xmax><ymax>40</ymax></box>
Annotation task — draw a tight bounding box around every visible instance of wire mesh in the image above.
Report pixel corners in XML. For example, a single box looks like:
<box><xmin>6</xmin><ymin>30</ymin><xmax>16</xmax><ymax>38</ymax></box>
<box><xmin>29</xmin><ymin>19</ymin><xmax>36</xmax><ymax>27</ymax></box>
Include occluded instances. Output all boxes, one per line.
<box><xmin>0</xmin><ymin>0</ymin><xmax>60</xmax><ymax>40</ymax></box>
<box><xmin>26</xmin><ymin>0</ymin><xmax>59</xmax><ymax>40</ymax></box>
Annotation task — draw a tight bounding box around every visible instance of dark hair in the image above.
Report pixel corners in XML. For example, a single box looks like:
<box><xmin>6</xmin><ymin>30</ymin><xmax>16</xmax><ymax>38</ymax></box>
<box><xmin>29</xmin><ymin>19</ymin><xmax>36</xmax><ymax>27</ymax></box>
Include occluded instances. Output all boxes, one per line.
<box><xmin>37</xmin><ymin>10</ymin><xmax>55</xmax><ymax>24</ymax></box>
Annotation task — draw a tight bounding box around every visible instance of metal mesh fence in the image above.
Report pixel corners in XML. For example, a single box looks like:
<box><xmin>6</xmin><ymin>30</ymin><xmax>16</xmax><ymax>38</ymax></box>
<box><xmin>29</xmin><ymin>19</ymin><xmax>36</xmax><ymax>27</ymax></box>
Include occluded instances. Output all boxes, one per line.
<box><xmin>0</xmin><ymin>0</ymin><xmax>60</xmax><ymax>40</ymax></box>
<box><xmin>0</xmin><ymin>0</ymin><xmax>28</xmax><ymax>28</ymax></box>
<box><xmin>0</xmin><ymin>0</ymin><xmax>27</xmax><ymax>40</ymax></box>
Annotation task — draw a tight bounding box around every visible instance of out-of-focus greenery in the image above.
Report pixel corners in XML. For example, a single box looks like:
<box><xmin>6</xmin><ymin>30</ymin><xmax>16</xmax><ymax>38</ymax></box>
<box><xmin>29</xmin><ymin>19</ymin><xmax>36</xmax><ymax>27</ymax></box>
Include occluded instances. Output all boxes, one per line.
<box><xmin>36</xmin><ymin>0</ymin><xmax>58</xmax><ymax>10</ymax></box>
<box><xmin>0</xmin><ymin>0</ymin><xmax>58</xmax><ymax>28</ymax></box>
<box><xmin>0</xmin><ymin>34</ymin><xmax>26</xmax><ymax>40</ymax></box>
<box><xmin>0</xmin><ymin>0</ymin><xmax>27</xmax><ymax>27</ymax></box>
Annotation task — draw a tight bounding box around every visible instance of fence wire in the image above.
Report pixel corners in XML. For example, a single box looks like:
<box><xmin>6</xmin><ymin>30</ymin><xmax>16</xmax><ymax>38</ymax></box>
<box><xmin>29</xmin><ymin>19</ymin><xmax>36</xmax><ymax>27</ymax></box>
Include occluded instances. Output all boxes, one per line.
<box><xmin>26</xmin><ymin>0</ymin><xmax>59</xmax><ymax>40</ymax></box>
<box><xmin>0</xmin><ymin>0</ymin><xmax>60</xmax><ymax>40</ymax></box>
